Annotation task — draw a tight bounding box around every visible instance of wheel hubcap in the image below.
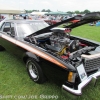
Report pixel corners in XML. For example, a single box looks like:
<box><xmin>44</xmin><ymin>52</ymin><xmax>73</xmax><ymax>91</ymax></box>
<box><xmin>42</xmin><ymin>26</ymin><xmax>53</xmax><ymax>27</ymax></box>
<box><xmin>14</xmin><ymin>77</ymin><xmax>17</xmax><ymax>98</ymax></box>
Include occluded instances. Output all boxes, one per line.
<box><xmin>28</xmin><ymin>62</ymin><xmax>38</xmax><ymax>79</ymax></box>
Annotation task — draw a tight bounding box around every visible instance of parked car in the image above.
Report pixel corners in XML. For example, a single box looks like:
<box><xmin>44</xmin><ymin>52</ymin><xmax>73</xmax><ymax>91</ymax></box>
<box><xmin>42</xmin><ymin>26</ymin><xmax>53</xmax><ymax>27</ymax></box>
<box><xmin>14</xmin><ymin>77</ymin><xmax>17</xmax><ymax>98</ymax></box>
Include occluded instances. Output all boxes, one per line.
<box><xmin>44</xmin><ymin>17</ymin><xmax>61</xmax><ymax>25</ymax></box>
<box><xmin>0</xmin><ymin>12</ymin><xmax>100</xmax><ymax>98</ymax></box>
<box><xmin>62</xmin><ymin>15</ymin><xmax>82</xmax><ymax>24</ymax></box>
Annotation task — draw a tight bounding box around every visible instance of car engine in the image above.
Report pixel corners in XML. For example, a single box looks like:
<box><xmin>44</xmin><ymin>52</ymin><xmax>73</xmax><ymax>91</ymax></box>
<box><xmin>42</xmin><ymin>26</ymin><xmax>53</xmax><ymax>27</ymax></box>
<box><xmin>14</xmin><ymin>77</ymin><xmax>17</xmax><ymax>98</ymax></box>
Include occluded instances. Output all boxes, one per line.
<box><xmin>45</xmin><ymin>28</ymin><xmax>96</xmax><ymax>67</ymax></box>
<box><xmin>25</xmin><ymin>28</ymin><xmax>97</xmax><ymax>67</ymax></box>
<box><xmin>46</xmin><ymin>28</ymin><xmax>80</xmax><ymax>55</ymax></box>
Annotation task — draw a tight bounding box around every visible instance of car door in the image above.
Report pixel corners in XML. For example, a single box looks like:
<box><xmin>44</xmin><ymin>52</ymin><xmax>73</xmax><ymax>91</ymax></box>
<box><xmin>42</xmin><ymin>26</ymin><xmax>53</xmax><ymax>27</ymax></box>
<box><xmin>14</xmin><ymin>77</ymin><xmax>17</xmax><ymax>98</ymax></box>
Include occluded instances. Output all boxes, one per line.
<box><xmin>0</xmin><ymin>22</ymin><xmax>18</xmax><ymax>54</ymax></box>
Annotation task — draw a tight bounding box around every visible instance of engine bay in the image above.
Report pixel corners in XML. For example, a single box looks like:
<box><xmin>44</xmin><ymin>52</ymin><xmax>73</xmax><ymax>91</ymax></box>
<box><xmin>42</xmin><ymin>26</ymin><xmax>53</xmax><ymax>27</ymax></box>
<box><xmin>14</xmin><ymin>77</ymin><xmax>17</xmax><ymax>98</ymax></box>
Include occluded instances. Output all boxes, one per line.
<box><xmin>25</xmin><ymin>28</ymin><xmax>99</xmax><ymax>67</ymax></box>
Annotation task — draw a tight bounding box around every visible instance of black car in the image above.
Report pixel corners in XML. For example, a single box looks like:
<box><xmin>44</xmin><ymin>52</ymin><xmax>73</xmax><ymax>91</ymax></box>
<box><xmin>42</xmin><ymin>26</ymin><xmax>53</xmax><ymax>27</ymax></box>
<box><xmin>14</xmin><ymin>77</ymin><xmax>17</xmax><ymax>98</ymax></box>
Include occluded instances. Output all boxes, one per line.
<box><xmin>0</xmin><ymin>12</ymin><xmax>100</xmax><ymax>98</ymax></box>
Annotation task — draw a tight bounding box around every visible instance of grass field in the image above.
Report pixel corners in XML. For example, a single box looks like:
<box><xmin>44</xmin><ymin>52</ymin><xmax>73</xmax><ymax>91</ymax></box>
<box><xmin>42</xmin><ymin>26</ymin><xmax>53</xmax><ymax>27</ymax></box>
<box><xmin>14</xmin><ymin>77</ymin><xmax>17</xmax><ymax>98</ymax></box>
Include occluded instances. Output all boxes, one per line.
<box><xmin>0</xmin><ymin>24</ymin><xmax>100</xmax><ymax>100</ymax></box>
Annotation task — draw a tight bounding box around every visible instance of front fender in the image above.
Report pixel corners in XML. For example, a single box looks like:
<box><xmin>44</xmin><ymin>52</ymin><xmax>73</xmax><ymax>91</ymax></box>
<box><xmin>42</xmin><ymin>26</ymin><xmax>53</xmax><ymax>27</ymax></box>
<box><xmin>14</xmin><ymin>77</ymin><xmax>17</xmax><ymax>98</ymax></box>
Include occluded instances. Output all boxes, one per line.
<box><xmin>23</xmin><ymin>52</ymin><xmax>39</xmax><ymax>63</ymax></box>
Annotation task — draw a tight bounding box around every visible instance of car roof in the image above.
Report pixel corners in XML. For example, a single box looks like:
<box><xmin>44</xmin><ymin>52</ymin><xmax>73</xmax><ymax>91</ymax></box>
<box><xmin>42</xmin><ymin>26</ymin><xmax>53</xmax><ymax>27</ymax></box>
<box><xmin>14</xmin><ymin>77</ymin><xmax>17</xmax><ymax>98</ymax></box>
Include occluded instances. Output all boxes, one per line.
<box><xmin>4</xmin><ymin>19</ymin><xmax>45</xmax><ymax>24</ymax></box>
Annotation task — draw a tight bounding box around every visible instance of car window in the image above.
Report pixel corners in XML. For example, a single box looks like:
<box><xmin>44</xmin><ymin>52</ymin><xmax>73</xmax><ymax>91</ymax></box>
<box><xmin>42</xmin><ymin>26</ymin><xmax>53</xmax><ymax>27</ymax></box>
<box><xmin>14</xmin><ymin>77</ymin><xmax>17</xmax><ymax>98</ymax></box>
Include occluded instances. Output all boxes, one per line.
<box><xmin>17</xmin><ymin>21</ymin><xmax>49</xmax><ymax>38</ymax></box>
<box><xmin>0</xmin><ymin>22</ymin><xmax>16</xmax><ymax>37</ymax></box>
<box><xmin>2</xmin><ymin>22</ymin><xmax>11</xmax><ymax>32</ymax></box>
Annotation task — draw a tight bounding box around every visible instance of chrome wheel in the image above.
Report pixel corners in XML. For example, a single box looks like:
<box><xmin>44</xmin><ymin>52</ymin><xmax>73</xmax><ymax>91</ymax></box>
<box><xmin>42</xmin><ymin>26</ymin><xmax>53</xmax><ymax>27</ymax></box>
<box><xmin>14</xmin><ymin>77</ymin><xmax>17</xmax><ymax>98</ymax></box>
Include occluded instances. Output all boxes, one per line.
<box><xmin>28</xmin><ymin>61</ymin><xmax>39</xmax><ymax>81</ymax></box>
<box><xmin>26</xmin><ymin>58</ymin><xmax>46</xmax><ymax>84</ymax></box>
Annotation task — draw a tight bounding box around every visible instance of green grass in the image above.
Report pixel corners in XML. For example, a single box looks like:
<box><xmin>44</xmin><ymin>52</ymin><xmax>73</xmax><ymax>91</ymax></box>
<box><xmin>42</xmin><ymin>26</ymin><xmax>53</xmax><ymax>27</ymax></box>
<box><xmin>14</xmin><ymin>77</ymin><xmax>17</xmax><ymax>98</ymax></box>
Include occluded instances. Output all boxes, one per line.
<box><xmin>72</xmin><ymin>24</ymin><xmax>100</xmax><ymax>42</ymax></box>
<box><xmin>0</xmin><ymin>24</ymin><xmax>100</xmax><ymax>100</ymax></box>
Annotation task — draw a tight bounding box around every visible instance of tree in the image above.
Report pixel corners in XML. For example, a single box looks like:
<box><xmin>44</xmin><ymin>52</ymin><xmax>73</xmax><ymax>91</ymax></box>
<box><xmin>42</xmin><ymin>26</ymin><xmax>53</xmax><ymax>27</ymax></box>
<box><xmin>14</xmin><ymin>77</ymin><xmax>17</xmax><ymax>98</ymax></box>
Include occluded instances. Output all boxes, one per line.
<box><xmin>74</xmin><ymin>10</ymin><xmax>80</xmax><ymax>14</ymax></box>
<box><xmin>83</xmin><ymin>9</ymin><xmax>90</xmax><ymax>14</ymax></box>
<box><xmin>25</xmin><ymin>10</ymin><xmax>39</xmax><ymax>13</ymax></box>
<box><xmin>46</xmin><ymin>9</ymin><xmax>51</xmax><ymax>12</ymax></box>
<box><xmin>25</xmin><ymin>10</ymin><xmax>33</xmax><ymax>13</ymax></box>
<box><xmin>67</xmin><ymin>11</ymin><xmax>74</xmax><ymax>14</ymax></box>
<box><xmin>41</xmin><ymin>9</ymin><xmax>51</xmax><ymax>12</ymax></box>
<box><xmin>32</xmin><ymin>10</ymin><xmax>39</xmax><ymax>12</ymax></box>
<box><xmin>41</xmin><ymin>9</ymin><xmax>46</xmax><ymax>12</ymax></box>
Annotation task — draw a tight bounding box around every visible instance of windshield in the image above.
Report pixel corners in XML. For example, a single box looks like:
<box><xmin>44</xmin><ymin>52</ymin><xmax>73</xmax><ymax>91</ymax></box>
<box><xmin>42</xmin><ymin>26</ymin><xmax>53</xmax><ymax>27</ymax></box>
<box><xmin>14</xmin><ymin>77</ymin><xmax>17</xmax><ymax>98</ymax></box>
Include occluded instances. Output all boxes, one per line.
<box><xmin>17</xmin><ymin>21</ymin><xmax>49</xmax><ymax>38</ymax></box>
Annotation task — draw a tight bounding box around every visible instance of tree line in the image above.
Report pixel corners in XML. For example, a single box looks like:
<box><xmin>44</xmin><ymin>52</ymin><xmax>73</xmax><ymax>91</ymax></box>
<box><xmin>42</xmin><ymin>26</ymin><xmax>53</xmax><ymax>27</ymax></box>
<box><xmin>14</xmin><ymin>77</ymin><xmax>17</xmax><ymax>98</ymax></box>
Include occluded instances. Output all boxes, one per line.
<box><xmin>25</xmin><ymin>9</ymin><xmax>96</xmax><ymax>14</ymax></box>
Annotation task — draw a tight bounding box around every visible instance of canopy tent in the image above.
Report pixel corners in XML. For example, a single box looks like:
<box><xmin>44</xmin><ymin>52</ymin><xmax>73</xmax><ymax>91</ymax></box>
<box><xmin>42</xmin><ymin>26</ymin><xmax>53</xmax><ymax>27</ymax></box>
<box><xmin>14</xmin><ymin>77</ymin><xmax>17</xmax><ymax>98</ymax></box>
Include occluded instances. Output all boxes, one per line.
<box><xmin>31</xmin><ymin>12</ymin><xmax>46</xmax><ymax>15</ymax></box>
<box><xmin>0</xmin><ymin>5</ymin><xmax>25</xmax><ymax>14</ymax></box>
<box><xmin>0</xmin><ymin>9</ymin><xmax>25</xmax><ymax>14</ymax></box>
<box><xmin>45</xmin><ymin>12</ymin><xmax>69</xmax><ymax>15</ymax></box>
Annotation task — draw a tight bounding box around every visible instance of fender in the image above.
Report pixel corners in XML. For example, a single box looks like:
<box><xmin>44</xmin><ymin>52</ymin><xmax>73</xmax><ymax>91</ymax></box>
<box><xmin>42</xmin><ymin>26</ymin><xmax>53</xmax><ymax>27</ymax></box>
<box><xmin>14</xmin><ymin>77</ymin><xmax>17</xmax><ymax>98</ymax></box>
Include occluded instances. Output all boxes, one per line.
<box><xmin>23</xmin><ymin>52</ymin><xmax>39</xmax><ymax>63</ymax></box>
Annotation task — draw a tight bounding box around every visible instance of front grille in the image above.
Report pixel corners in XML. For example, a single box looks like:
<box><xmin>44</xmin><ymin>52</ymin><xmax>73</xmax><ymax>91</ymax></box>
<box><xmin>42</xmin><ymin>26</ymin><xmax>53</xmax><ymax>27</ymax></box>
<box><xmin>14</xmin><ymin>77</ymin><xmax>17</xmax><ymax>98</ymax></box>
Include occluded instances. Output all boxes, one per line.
<box><xmin>84</xmin><ymin>57</ymin><xmax>100</xmax><ymax>72</ymax></box>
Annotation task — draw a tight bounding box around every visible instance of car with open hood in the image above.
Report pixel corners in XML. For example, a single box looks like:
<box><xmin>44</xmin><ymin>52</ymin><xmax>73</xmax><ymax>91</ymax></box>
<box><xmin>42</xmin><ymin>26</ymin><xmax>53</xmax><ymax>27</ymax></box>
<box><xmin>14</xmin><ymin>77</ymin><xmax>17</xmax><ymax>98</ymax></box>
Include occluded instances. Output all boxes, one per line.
<box><xmin>0</xmin><ymin>12</ymin><xmax>100</xmax><ymax>98</ymax></box>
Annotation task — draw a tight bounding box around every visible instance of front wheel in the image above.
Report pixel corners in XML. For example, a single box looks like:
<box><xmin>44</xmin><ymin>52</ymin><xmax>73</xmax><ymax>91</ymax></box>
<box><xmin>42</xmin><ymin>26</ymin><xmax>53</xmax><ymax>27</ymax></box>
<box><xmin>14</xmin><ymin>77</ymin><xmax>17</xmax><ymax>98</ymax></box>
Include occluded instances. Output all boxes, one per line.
<box><xmin>26</xmin><ymin>58</ymin><xmax>46</xmax><ymax>84</ymax></box>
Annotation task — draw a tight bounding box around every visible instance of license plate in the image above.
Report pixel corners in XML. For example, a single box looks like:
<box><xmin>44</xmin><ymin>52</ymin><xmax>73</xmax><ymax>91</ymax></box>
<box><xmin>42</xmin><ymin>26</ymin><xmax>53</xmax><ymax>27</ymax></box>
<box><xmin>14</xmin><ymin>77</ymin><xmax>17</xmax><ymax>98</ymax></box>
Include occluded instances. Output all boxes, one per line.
<box><xmin>77</xmin><ymin>64</ymin><xmax>87</xmax><ymax>82</ymax></box>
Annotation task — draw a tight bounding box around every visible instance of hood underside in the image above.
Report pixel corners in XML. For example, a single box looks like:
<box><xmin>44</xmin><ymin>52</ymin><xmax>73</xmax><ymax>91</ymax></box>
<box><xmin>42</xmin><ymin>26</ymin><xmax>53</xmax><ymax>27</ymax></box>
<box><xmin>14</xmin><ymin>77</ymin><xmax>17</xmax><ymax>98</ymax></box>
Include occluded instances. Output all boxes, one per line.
<box><xmin>27</xmin><ymin>12</ymin><xmax>100</xmax><ymax>37</ymax></box>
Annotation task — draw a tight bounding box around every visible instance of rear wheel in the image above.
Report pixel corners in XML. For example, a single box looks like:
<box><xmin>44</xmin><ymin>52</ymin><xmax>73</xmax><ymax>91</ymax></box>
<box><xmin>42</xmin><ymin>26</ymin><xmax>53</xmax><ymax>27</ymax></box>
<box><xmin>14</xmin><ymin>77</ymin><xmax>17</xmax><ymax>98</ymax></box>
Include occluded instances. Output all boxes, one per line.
<box><xmin>26</xmin><ymin>58</ymin><xmax>46</xmax><ymax>84</ymax></box>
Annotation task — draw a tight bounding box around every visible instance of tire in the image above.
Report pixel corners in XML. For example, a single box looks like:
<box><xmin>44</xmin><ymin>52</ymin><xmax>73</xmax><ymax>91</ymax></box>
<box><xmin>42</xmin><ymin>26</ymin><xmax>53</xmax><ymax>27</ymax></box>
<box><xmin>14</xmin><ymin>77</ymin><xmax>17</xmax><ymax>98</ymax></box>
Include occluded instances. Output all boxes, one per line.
<box><xmin>26</xmin><ymin>58</ymin><xmax>46</xmax><ymax>84</ymax></box>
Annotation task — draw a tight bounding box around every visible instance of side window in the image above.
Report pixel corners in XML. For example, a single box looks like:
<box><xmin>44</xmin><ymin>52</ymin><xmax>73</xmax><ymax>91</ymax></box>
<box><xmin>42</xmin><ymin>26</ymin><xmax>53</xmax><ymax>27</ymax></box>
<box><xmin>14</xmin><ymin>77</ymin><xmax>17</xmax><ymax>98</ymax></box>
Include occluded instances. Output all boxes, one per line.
<box><xmin>1</xmin><ymin>22</ymin><xmax>16</xmax><ymax>37</ymax></box>
<box><xmin>3</xmin><ymin>22</ymin><xmax>11</xmax><ymax>33</ymax></box>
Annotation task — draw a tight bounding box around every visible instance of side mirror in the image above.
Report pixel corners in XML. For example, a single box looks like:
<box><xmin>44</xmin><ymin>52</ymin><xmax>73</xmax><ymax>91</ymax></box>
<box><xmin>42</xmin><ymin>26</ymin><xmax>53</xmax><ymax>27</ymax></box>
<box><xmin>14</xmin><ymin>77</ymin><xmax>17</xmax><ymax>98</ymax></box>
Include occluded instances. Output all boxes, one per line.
<box><xmin>7</xmin><ymin>31</ymin><xmax>15</xmax><ymax>37</ymax></box>
<box><xmin>7</xmin><ymin>31</ymin><xmax>11</xmax><ymax>35</ymax></box>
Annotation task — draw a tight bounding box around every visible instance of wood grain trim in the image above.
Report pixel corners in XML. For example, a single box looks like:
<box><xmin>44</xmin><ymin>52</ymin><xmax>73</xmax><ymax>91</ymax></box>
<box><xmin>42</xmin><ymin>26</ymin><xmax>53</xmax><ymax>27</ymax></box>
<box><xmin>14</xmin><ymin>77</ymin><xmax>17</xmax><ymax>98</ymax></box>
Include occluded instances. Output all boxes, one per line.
<box><xmin>1</xmin><ymin>34</ymin><xmax>67</xmax><ymax>69</ymax></box>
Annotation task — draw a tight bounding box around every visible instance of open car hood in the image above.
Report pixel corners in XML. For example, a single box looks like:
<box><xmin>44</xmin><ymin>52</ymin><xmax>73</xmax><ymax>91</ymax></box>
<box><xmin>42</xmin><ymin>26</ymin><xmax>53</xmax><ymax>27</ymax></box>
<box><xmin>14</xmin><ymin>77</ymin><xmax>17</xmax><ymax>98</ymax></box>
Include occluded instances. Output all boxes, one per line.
<box><xmin>27</xmin><ymin>12</ymin><xmax>100</xmax><ymax>37</ymax></box>
<box><xmin>64</xmin><ymin>12</ymin><xmax>100</xmax><ymax>28</ymax></box>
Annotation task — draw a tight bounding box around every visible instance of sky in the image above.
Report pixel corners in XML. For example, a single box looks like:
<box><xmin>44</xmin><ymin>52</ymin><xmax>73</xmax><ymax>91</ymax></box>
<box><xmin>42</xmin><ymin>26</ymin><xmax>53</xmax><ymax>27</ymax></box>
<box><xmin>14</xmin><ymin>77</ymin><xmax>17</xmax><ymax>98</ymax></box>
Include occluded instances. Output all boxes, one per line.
<box><xmin>0</xmin><ymin>0</ymin><xmax>100</xmax><ymax>12</ymax></box>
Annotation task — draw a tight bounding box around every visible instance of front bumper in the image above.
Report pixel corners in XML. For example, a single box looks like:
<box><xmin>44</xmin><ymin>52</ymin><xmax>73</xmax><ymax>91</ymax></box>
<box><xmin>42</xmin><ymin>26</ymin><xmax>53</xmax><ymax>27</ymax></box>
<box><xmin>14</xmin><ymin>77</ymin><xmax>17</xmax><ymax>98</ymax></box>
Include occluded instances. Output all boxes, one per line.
<box><xmin>62</xmin><ymin>70</ymin><xmax>100</xmax><ymax>96</ymax></box>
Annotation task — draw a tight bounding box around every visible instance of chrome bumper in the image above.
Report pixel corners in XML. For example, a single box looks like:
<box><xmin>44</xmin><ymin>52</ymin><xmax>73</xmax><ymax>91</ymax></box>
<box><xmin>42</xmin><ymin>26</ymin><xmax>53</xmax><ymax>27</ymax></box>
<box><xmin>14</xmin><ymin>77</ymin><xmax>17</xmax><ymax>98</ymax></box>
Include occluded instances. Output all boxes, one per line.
<box><xmin>62</xmin><ymin>70</ymin><xmax>100</xmax><ymax>96</ymax></box>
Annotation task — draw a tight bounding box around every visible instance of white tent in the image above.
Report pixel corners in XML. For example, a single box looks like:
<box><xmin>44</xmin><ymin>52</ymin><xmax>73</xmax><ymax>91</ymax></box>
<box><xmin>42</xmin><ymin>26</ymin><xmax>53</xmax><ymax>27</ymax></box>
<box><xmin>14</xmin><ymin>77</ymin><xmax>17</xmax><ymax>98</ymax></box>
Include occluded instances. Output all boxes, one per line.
<box><xmin>0</xmin><ymin>9</ymin><xmax>25</xmax><ymax>14</ymax></box>
<box><xmin>0</xmin><ymin>5</ymin><xmax>25</xmax><ymax>14</ymax></box>
<box><xmin>31</xmin><ymin>12</ymin><xmax>46</xmax><ymax>15</ymax></box>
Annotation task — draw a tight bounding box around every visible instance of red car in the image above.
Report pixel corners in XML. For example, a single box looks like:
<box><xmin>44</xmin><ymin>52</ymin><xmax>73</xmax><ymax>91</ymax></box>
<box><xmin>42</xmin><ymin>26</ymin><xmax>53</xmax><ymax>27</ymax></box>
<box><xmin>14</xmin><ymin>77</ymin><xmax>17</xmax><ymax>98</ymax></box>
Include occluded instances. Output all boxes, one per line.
<box><xmin>44</xmin><ymin>18</ymin><xmax>61</xmax><ymax>25</ymax></box>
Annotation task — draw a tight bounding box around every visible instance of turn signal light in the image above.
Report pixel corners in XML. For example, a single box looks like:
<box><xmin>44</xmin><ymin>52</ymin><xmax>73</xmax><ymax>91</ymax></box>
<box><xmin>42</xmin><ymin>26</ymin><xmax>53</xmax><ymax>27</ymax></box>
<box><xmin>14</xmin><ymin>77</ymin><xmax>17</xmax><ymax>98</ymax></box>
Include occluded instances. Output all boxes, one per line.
<box><xmin>68</xmin><ymin>72</ymin><xmax>76</xmax><ymax>83</ymax></box>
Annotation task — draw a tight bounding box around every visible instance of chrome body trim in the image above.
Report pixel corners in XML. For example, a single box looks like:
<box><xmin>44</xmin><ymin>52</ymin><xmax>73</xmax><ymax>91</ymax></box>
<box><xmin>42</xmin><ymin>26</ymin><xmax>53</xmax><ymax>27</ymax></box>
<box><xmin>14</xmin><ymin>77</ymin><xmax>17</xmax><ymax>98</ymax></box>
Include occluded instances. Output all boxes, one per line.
<box><xmin>62</xmin><ymin>70</ymin><xmax>100</xmax><ymax>96</ymax></box>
